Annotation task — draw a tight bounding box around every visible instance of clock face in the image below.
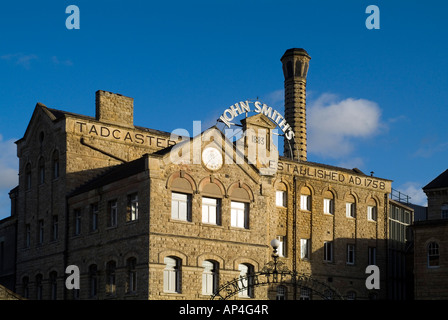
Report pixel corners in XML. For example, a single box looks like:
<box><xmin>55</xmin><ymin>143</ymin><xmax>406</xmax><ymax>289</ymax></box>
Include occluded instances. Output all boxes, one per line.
<box><xmin>202</xmin><ymin>147</ymin><xmax>223</xmax><ymax>171</ymax></box>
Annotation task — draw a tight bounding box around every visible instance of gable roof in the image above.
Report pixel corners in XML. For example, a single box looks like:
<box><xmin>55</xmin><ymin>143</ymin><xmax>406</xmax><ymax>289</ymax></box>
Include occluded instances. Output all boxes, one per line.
<box><xmin>16</xmin><ymin>103</ymin><xmax>173</xmax><ymax>144</ymax></box>
<box><xmin>423</xmin><ymin>169</ymin><xmax>448</xmax><ymax>190</ymax></box>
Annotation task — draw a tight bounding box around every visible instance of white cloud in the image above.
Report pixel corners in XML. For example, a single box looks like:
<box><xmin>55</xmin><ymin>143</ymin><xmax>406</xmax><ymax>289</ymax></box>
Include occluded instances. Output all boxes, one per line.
<box><xmin>263</xmin><ymin>89</ymin><xmax>284</xmax><ymax>107</ymax></box>
<box><xmin>0</xmin><ymin>134</ymin><xmax>18</xmax><ymax>189</ymax></box>
<box><xmin>394</xmin><ymin>182</ymin><xmax>427</xmax><ymax>206</ymax></box>
<box><xmin>337</xmin><ymin>157</ymin><xmax>365</xmax><ymax>170</ymax></box>
<box><xmin>1</xmin><ymin>53</ymin><xmax>38</xmax><ymax>69</ymax></box>
<box><xmin>52</xmin><ymin>56</ymin><xmax>73</xmax><ymax>66</ymax></box>
<box><xmin>0</xmin><ymin>135</ymin><xmax>18</xmax><ymax>219</ymax></box>
<box><xmin>307</xmin><ymin>93</ymin><xmax>382</xmax><ymax>158</ymax></box>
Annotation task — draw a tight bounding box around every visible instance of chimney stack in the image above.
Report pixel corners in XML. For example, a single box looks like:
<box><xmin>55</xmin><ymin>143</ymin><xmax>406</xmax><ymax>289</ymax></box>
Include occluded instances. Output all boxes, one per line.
<box><xmin>95</xmin><ymin>90</ymin><xmax>134</xmax><ymax>128</ymax></box>
<box><xmin>281</xmin><ymin>48</ymin><xmax>311</xmax><ymax>161</ymax></box>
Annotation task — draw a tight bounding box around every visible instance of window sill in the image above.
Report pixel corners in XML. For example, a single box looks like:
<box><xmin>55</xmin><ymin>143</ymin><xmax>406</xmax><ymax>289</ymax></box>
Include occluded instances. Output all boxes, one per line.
<box><xmin>160</xmin><ymin>292</ymin><xmax>186</xmax><ymax>298</ymax></box>
<box><xmin>169</xmin><ymin>218</ymin><xmax>193</xmax><ymax>224</ymax></box>
<box><xmin>427</xmin><ymin>265</ymin><xmax>440</xmax><ymax>269</ymax></box>
<box><xmin>199</xmin><ymin>222</ymin><xmax>224</xmax><ymax>229</ymax></box>
<box><xmin>229</xmin><ymin>226</ymin><xmax>250</xmax><ymax>232</ymax></box>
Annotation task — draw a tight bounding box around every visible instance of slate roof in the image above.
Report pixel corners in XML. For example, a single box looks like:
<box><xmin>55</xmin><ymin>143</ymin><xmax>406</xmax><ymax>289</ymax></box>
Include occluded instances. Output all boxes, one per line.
<box><xmin>423</xmin><ymin>169</ymin><xmax>448</xmax><ymax>190</ymax></box>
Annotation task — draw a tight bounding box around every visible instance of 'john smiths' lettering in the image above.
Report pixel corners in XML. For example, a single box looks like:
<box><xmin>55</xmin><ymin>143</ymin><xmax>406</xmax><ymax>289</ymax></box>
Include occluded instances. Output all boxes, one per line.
<box><xmin>76</xmin><ymin>121</ymin><xmax>176</xmax><ymax>148</ymax></box>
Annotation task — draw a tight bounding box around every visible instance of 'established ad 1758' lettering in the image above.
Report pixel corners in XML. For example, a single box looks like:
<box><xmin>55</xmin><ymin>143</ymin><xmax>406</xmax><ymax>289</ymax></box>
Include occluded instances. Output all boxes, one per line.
<box><xmin>75</xmin><ymin>121</ymin><xmax>176</xmax><ymax>148</ymax></box>
<box><xmin>278</xmin><ymin>161</ymin><xmax>387</xmax><ymax>190</ymax></box>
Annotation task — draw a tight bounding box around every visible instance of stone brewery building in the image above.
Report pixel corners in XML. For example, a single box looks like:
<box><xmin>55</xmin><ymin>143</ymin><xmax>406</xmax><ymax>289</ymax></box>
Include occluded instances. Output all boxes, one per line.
<box><xmin>412</xmin><ymin>169</ymin><xmax>448</xmax><ymax>299</ymax></box>
<box><xmin>0</xmin><ymin>48</ymin><xmax>395</xmax><ymax>300</ymax></box>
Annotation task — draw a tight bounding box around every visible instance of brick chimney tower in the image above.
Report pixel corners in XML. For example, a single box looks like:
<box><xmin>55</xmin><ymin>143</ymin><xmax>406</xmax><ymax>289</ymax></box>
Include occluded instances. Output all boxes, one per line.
<box><xmin>281</xmin><ymin>48</ymin><xmax>311</xmax><ymax>161</ymax></box>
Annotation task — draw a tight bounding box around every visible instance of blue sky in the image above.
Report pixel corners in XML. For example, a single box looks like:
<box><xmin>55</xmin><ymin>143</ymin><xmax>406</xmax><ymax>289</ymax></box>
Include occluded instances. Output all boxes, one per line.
<box><xmin>0</xmin><ymin>0</ymin><xmax>447</xmax><ymax>219</ymax></box>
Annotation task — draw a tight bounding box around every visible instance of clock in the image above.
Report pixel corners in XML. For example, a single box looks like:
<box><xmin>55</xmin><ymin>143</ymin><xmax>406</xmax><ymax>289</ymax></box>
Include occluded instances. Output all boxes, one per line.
<box><xmin>202</xmin><ymin>147</ymin><xmax>223</xmax><ymax>171</ymax></box>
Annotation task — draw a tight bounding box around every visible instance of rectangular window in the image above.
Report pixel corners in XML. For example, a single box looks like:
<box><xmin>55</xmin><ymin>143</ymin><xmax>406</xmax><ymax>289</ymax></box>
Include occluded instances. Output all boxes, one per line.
<box><xmin>367</xmin><ymin>206</ymin><xmax>377</xmax><ymax>221</ymax></box>
<box><xmin>347</xmin><ymin>244</ymin><xmax>355</xmax><ymax>265</ymax></box>
<box><xmin>231</xmin><ymin>201</ymin><xmax>249</xmax><ymax>229</ymax></box>
<box><xmin>277</xmin><ymin>236</ymin><xmax>286</xmax><ymax>257</ymax></box>
<box><xmin>53</xmin><ymin>159</ymin><xmax>59</xmax><ymax>179</ymax></box>
<box><xmin>276</xmin><ymin>191</ymin><xmax>286</xmax><ymax>207</ymax></box>
<box><xmin>52</xmin><ymin>215</ymin><xmax>58</xmax><ymax>241</ymax></box>
<box><xmin>171</xmin><ymin>192</ymin><xmax>191</xmax><ymax>222</ymax></box>
<box><xmin>39</xmin><ymin>164</ymin><xmax>45</xmax><ymax>185</ymax></box>
<box><xmin>38</xmin><ymin>220</ymin><xmax>44</xmax><ymax>244</ymax></box>
<box><xmin>202</xmin><ymin>197</ymin><xmax>220</xmax><ymax>225</ymax></box>
<box><xmin>300</xmin><ymin>195</ymin><xmax>311</xmax><ymax>211</ymax></box>
<box><xmin>324</xmin><ymin>198</ymin><xmax>334</xmax><ymax>214</ymax></box>
<box><xmin>441</xmin><ymin>205</ymin><xmax>448</xmax><ymax>219</ymax></box>
<box><xmin>25</xmin><ymin>224</ymin><xmax>30</xmax><ymax>248</ymax></box>
<box><xmin>91</xmin><ymin>203</ymin><xmax>98</xmax><ymax>231</ymax></box>
<box><xmin>300</xmin><ymin>239</ymin><xmax>310</xmax><ymax>260</ymax></box>
<box><xmin>127</xmin><ymin>193</ymin><xmax>139</xmax><ymax>222</ymax></box>
<box><xmin>108</xmin><ymin>200</ymin><xmax>118</xmax><ymax>227</ymax></box>
<box><xmin>346</xmin><ymin>202</ymin><xmax>355</xmax><ymax>218</ymax></box>
<box><xmin>74</xmin><ymin>209</ymin><xmax>81</xmax><ymax>235</ymax></box>
<box><xmin>428</xmin><ymin>243</ymin><xmax>440</xmax><ymax>267</ymax></box>
<box><xmin>368</xmin><ymin>247</ymin><xmax>377</xmax><ymax>265</ymax></box>
<box><xmin>324</xmin><ymin>241</ymin><xmax>333</xmax><ymax>262</ymax></box>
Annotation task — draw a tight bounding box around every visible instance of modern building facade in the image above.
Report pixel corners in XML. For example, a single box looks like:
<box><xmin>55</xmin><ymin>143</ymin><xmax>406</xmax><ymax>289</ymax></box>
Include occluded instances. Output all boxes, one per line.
<box><xmin>0</xmin><ymin>48</ymin><xmax>395</xmax><ymax>300</ymax></box>
<box><xmin>387</xmin><ymin>199</ymin><xmax>413</xmax><ymax>300</ymax></box>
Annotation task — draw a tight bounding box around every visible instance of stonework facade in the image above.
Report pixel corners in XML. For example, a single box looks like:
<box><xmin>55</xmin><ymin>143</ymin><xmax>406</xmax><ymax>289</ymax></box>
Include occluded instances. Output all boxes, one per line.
<box><xmin>1</xmin><ymin>48</ymin><xmax>395</xmax><ymax>300</ymax></box>
<box><xmin>413</xmin><ymin>169</ymin><xmax>448</xmax><ymax>299</ymax></box>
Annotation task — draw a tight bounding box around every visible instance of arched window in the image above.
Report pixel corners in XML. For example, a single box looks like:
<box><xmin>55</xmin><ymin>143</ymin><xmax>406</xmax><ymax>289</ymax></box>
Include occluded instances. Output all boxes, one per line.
<box><xmin>50</xmin><ymin>271</ymin><xmax>57</xmax><ymax>300</ymax></box>
<box><xmin>35</xmin><ymin>274</ymin><xmax>43</xmax><ymax>300</ymax></box>
<box><xmin>89</xmin><ymin>264</ymin><xmax>98</xmax><ymax>298</ymax></box>
<box><xmin>367</xmin><ymin>198</ymin><xmax>377</xmax><ymax>221</ymax></box>
<box><xmin>300</xmin><ymin>186</ymin><xmax>311</xmax><ymax>211</ymax></box>
<box><xmin>323</xmin><ymin>190</ymin><xmax>334</xmax><ymax>215</ymax></box>
<box><xmin>238</xmin><ymin>263</ymin><xmax>254</xmax><ymax>298</ymax></box>
<box><xmin>106</xmin><ymin>261</ymin><xmax>116</xmax><ymax>295</ymax></box>
<box><xmin>346</xmin><ymin>291</ymin><xmax>356</xmax><ymax>300</ymax></box>
<box><xmin>299</xmin><ymin>287</ymin><xmax>311</xmax><ymax>300</ymax></box>
<box><xmin>201</xmin><ymin>182</ymin><xmax>223</xmax><ymax>225</ymax></box>
<box><xmin>324</xmin><ymin>289</ymin><xmax>333</xmax><ymax>300</ymax></box>
<box><xmin>202</xmin><ymin>260</ymin><xmax>218</xmax><ymax>295</ymax></box>
<box><xmin>127</xmin><ymin>257</ymin><xmax>137</xmax><ymax>293</ymax></box>
<box><xmin>52</xmin><ymin>150</ymin><xmax>60</xmax><ymax>179</ymax></box>
<box><xmin>230</xmin><ymin>186</ymin><xmax>251</xmax><ymax>229</ymax></box>
<box><xmin>276</xmin><ymin>285</ymin><xmax>286</xmax><ymax>300</ymax></box>
<box><xmin>171</xmin><ymin>176</ymin><xmax>194</xmax><ymax>222</ymax></box>
<box><xmin>276</xmin><ymin>182</ymin><xmax>287</xmax><ymax>207</ymax></box>
<box><xmin>25</xmin><ymin>163</ymin><xmax>31</xmax><ymax>190</ymax></box>
<box><xmin>428</xmin><ymin>242</ymin><xmax>440</xmax><ymax>268</ymax></box>
<box><xmin>346</xmin><ymin>194</ymin><xmax>356</xmax><ymax>218</ymax></box>
<box><xmin>38</xmin><ymin>157</ymin><xmax>45</xmax><ymax>185</ymax></box>
<box><xmin>22</xmin><ymin>276</ymin><xmax>29</xmax><ymax>299</ymax></box>
<box><xmin>164</xmin><ymin>256</ymin><xmax>181</xmax><ymax>293</ymax></box>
